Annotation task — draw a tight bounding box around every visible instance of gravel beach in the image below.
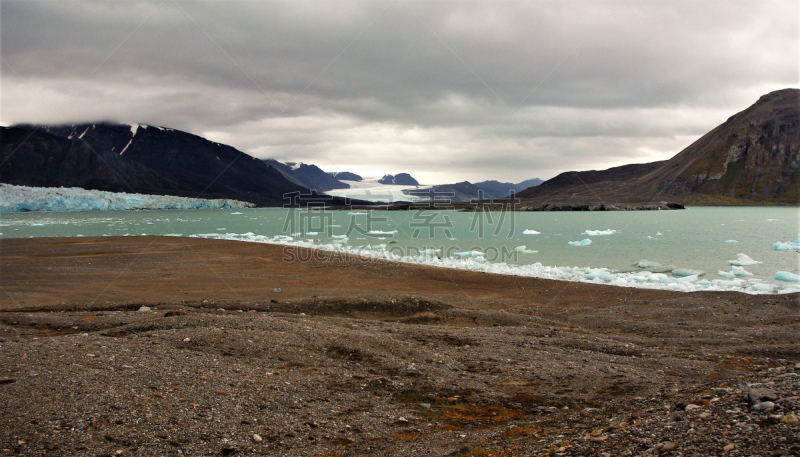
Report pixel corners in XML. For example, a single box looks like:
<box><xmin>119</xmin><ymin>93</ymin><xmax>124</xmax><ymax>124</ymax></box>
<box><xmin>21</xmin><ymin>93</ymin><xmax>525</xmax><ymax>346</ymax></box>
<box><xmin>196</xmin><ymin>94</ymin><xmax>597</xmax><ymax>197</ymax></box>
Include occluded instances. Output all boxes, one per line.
<box><xmin>1</xmin><ymin>237</ymin><xmax>798</xmax><ymax>456</ymax></box>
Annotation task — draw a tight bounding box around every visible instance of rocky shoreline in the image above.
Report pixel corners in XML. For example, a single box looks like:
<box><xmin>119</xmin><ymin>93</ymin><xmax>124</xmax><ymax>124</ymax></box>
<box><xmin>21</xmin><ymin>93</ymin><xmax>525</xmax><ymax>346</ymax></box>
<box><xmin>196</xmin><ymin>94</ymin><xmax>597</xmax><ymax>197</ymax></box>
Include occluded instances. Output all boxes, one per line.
<box><xmin>0</xmin><ymin>237</ymin><xmax>797</xmax><ymax>456</ymax></box>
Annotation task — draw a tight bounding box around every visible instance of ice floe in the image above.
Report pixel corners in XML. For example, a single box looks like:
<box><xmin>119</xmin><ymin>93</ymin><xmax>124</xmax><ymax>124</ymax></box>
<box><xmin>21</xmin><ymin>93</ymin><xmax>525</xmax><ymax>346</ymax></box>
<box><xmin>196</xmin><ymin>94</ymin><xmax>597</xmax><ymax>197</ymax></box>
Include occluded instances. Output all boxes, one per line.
<box><xmin>728</xmin><ymin>253</ymin><xmax>762</xmax><ymax>266</ymax></box>
<box><xmin>582</xmin><ymin>229</ymin><xmax>617</xmax><ymax>236</ymax></box>
<box><xmin>773</xmin><ymin>235</ymin><xmax>800</xmax><ymax>251</ymax></box>
<box><xmin>522</xmin><ymin>229</ymin><xmax>541</xmax><ymax>235</ymax></box>
<box><xmin>568</xmin><ymin>239</ymin><xmax>592</xmax><ymax>247</ymax></box>
<box><xmin>512</xmin><ymin>246</ymin><xmax>538</xmax><ymax>254</ymax></box>
<box><xmin>671</xmin><ymin>268</ymin><xmax>704</xmax><ymax>277</ymax></box>
<box><xmin>367</xmin><ymin>230</ymin><xmax>398</xmax><ymax>236</ymax></box>
<box><xmin>775</xmin><ymin>271</ymin><xmax>800</xmax><ymax>282</ymax></box>
<box><xmin>182</xmin><ymin>231</ymin><xmax>800</xmax><ymax>295</ymax></box>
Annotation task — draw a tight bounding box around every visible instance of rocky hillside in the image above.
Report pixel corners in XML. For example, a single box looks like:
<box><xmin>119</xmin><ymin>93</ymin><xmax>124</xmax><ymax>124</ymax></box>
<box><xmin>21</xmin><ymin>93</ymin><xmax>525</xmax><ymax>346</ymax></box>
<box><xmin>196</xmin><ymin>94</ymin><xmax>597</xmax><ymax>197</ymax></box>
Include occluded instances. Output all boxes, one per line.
<box><xmin>2</xmin><ymin>123</ymin><xmax>322</xmax><ymax>207</ymax></box>
<box><xmin>262</xmin><ymin>159</ymin><xmax>349</xmax><ymax>192</ymax></box>
<box><xmin>519</xmin><ymin>88</ymin><xmax>799</xmax><ymax>206</ymax></box>
<box><xmin>379</xmin><ymin>173</ymin><xmax>419</xmax><ymax>186</ymax></box>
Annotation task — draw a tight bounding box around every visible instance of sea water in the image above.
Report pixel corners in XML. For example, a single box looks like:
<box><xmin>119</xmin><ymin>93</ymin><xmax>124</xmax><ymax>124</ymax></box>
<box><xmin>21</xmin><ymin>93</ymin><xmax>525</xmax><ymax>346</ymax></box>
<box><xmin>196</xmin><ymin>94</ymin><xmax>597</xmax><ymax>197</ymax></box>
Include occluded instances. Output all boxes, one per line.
<box><xmin>1</xmin><ymin>207</ymin><xmax>798</xmax><ymax>294</ymax></box>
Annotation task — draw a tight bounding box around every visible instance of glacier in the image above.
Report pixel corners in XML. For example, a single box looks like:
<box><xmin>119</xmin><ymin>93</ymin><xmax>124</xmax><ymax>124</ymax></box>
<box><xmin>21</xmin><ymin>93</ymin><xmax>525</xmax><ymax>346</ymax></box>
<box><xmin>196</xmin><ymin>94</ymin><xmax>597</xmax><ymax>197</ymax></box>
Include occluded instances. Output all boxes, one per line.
<box><xmin>0</xmin><ymin>184</ymin><xmax>254</xmax><ymax>212</ymax></box>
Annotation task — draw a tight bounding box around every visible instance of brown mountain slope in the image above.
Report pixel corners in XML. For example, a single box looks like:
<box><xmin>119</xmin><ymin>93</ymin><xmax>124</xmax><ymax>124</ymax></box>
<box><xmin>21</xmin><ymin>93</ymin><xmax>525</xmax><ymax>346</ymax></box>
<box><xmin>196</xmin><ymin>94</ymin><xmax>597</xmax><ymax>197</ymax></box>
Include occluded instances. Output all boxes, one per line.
<box><xmin>519</xmin><ymin>88</ymin><xmax>799</xmax><ymax>206</ymax></box>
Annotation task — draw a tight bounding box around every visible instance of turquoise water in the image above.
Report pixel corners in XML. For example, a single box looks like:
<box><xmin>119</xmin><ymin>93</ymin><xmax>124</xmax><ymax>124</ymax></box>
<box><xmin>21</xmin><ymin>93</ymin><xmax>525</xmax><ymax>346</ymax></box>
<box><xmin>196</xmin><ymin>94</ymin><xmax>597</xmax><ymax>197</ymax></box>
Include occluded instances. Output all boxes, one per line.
<box><xmin>1</xmin><ymin>207</ymin><xmax>798</xmax><ymax>293</ymax></box>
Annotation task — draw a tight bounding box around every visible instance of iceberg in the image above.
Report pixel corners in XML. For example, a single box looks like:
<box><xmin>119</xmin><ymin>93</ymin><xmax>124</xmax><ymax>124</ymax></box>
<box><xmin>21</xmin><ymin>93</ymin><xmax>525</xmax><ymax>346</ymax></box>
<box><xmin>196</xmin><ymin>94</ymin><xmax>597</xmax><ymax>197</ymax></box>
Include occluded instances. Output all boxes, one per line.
<box><xmin>672</xmin><ymin>268</ymin><xmax>704</xmax><ymax>277</ymax></box>
<box><xmin>512</xmin><ymin>246</ymin><xmax>538</xmax><ymax>254</ymax></box>
<box><xmin>367</xmin><ymin>230</ymin><xmax>398</xmax><ymax>236</ymax></box>
<box><xmin>582</xmin><ymin>229</ymin><xmax>617</xmax><ymax>236</ymax></box>
<box><xmin>0</xmin><ymin>184</ymin><xmax>254</xmax><ymax>212</ymax></box>
<box><xmin>774</xmin><ymin>271</ymin><xmax>800</xmax><ymax>282</ymax></box>
<box><xmin>330</xmin><ymin>234</ymin><xmax>348</xmax><ymax>239</ymax></box>
<box><xmin>728</xmin><ymin>253</ymin><xmax>762</xmax><ymax>266</ymax></box>
<box><xmin>731</xmin><ymin>266</ymin><xmax>753</xmax><ymax>277</ymax></box>
<box><xmin>773</xmin><ymin>235</ymin><xmax>800</xmax><ymax>251</ymax></box>
<box><xmin>453</xmin><ymin>250</ymin><xmax>485</xmax><ymax>258</ymax></box>
<box><xmin>522</xmin><ymin>229</ymin><xmax>541</xmax><ymax>235</ymax></box>
<box><xmin>636</xmin><ymin>260</ymin><xmax>663</xmax><ymax>269</ymax></box>
<box><xmin>347</xmin><ymin>212</ymin><xmax>368</xmax><ymax>216</ymax></box>
<box><xmin>717</xmin><ymin>270</ymin><xmax>735</xmax><ymax>278</ymax></box>
<box><xmin>568</xmin><ymin>239</ymin><xmax>592</xmax><ymax>247</ymax></box>
<box><xmin>724</xmin><ymin>240</ymin><xmax>739</xmax><ymax>244</ymax></box>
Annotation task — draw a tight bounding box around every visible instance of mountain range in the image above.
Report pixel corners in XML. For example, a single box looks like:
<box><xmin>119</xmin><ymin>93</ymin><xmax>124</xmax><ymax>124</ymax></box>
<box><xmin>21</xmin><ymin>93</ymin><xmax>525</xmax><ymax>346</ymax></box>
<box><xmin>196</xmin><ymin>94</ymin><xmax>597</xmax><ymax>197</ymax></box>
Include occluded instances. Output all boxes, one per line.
<box><xmin>3</xmin><ymin>88</ymin><xmax>795</xmax><ymax>207</ymax></box>
<box><xmin>2</xmin><ymin>123</ymin><xmax>312</xmax><ymax>206</ymax></box>
<box><xmin>518</xmin><ymin>88</ymin><xmax>799</xmax><ymax>206</ymax></box>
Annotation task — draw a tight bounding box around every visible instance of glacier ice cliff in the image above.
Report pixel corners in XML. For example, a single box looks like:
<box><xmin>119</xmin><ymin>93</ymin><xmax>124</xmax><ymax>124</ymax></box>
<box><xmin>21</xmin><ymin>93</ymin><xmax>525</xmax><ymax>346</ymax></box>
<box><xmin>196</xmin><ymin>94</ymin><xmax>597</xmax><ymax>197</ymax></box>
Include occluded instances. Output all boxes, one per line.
<box><xmin>0</xmin><ymin>184</ymin><xmax>254</xmax><ymax>212</ymax></box>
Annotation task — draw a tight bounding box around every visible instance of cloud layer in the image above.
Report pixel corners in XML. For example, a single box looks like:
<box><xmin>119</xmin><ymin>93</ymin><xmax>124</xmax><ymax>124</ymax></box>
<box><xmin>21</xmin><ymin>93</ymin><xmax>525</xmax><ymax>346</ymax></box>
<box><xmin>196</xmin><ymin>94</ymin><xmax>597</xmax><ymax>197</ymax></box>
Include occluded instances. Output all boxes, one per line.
<box><xmin>2</xmin><ymin>0</ymin><xmax>797</xmax><ymax>183</ymax></box>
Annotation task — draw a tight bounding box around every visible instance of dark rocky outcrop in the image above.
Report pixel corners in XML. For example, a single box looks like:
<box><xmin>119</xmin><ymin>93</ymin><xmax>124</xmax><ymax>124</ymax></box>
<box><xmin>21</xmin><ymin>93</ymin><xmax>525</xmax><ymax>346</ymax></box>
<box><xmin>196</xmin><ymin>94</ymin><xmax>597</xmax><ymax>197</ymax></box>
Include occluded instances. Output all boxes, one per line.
<box><xmin>329</xmin><ymin>171</ymin><xmax>363</xmax><ymax>182</ymax></box>
<box><xmin>263</xmin><ymin>160</ymin><xmax>349</xmax><ymax>192</ymax></box>
<box><xmin>379</xmin><ymin>173</ymin><xmax>419</xmax><ymax>186</ymax></box>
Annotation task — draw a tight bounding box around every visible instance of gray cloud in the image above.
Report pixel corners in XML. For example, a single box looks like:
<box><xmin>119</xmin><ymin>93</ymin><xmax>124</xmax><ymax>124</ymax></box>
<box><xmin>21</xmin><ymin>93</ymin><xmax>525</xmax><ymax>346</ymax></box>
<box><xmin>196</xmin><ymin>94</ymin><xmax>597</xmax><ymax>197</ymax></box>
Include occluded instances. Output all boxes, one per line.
<box><xmin>2</xmin><ymin>0</ymin><xmax>797</xmax><ymax>183</ymax></box>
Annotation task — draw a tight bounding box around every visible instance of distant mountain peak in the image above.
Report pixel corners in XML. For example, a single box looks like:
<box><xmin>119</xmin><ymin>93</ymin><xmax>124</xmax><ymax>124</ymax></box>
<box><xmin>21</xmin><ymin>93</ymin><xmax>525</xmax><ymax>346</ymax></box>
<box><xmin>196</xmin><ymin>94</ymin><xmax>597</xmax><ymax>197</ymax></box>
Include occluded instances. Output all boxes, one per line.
<box><xmin>378</xmin><ymin>173</ymin><xmax>419</xmax><ymax>186</ymax></box>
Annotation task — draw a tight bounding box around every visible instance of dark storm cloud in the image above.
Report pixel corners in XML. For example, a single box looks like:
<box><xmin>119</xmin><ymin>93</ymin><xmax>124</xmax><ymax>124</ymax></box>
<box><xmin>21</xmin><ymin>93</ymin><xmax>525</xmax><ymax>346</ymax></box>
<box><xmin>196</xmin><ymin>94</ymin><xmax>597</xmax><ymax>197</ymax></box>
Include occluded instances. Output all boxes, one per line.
<box><xmin>2</xmin><ymin>0</ymin><xmax>797</xmax><ymax>182</ymax></box>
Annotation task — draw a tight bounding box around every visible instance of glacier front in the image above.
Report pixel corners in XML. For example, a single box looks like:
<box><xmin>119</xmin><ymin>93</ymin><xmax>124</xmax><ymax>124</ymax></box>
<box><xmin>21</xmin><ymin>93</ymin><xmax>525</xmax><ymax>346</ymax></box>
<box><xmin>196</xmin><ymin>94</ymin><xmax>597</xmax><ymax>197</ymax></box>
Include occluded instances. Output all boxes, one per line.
<box><xmin>0</xmin><ymin>184</ymin><xmax>255</xmax><ymax>212</ymax></box>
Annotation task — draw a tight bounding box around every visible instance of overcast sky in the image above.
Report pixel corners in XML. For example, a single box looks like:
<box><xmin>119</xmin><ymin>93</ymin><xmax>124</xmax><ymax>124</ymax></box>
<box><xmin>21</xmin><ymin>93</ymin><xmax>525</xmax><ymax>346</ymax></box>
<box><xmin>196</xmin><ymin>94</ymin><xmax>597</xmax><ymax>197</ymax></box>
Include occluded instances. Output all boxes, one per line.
<box><xmin>2</xmin><ymin>1</ymin><xmax>797</xmax><ymax>184</ymax></box>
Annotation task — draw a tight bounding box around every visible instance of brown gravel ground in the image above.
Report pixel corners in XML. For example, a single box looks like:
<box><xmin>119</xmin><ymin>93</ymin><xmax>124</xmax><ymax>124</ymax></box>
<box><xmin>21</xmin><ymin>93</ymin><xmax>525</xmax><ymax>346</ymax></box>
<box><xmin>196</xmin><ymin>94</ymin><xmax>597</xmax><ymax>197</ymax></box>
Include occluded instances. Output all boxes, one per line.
<box><xmin>0</xmin><ymin>236</ymin><xmax>798</xmax><ymax>457</ymax></box>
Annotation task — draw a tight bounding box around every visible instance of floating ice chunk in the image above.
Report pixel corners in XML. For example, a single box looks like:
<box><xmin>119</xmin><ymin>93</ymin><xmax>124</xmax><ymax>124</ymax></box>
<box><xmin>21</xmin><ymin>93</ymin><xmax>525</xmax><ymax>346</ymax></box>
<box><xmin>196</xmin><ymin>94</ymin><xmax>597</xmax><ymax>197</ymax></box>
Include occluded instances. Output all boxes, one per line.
<box><xmin>367</xmin><ymin>230</ymin><xmax>397</xmax><ymax>235</ymax></box>
<box><xmin>636</xmin><ymin>260</ymin><xmax>663</xmax><ymax>269</ymax></box>
<box><xmin>718</xmin><ymin>270</ymin><xmax>735</xmax><ymax>278</ymax></box>
<box><xmin>724</xmin><ymin>240</ymin><xmax>739</xmax><ymax>244</ymax></box>
<box><xmin>305</xmin><ymin>232</ymin><xmax>319</xmax><ymax>236</ymax></box>
<box><xmin>647</xmin><ymin>273</ymin><xmax>670</xmax><ymax>283</ymax></box>
<box><xmin>420</xmin><ymin>248</ymin><xmax>441</xmax><ymax>256</ymax></box>
<box><xmin>766</xmin><ymin>219</ymin><xmax>782</xmax><ymax>221</ymax></box>
<box><xmin>231</xmin><ymin>212</ymin><xmax>243</xmax><ymax>215</ymax></box>
<box><xmin>646</xmin><ymin>236</ymin><xmax>658</xmax><ymax>240</ymax></box>
<box><xmin>582</xmin><ymin>229</ymin><xmax>617</xmax><ymax>236</ymax></box>
<box><xmin>752</xmin><ymin>283</ymin><xmax>775</xmax><ymax>292</ymax></box>
<box><xmin>731</xmin><ymin>266</ymin><xmax>753</xmax><ymax>277</ymax></box>
<box><xmin>656</xmin><ymin>232</ymin><xmax>663</xmax><ymax>236</ymax></box>
<box><xmin>512</xmin><ymin>245</ymin><xmax>538</xmax><ymax>254</ymax></box>
<box><xmin>347</xmin><ymin>212</ymin><xmax>368</xmax><ymax>215</ymax></box>
<box><xmin>672</xmin><ymin>268</ymin><xmax>704</xmax><ymax>277</ymax></box>
<box><xmin>568</xmin><ymin>239</ymin><xmax>592</xmax><ymax>247</ymax></box>
<box><xmin>728</xmin><ymin>253</ymin><xmax>762</xmax><ymax>266</ymax></box>
<box><xmin>773</xmin><ymin>235</ymin><xmax>800</xmax><ymax>251</ymax></box>
<box><xmin>677</xmin><ymin>275</ymin><xmax>699</xmax><ymax>283</ymax></box>
<box><xmin>330</xmin><ymin>234</ymin><xmax>347</xmax><ymax>239</ymax></box>
<box><xmin>522</xmin><ymin>229</ymin><xmax>541</xmax><ymax>235</ymax></box>
<box><xmin>774</xmin><ymin>271</ymin><xmax>800</xmax><ymax>282</ymax></box>
<box><xmin>453</xmin><ymin>250</ymin><xmax>484</xmax><ymax>258</ymax></box>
